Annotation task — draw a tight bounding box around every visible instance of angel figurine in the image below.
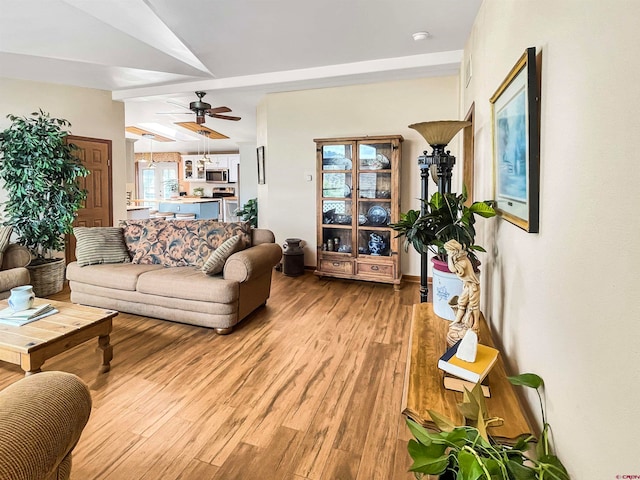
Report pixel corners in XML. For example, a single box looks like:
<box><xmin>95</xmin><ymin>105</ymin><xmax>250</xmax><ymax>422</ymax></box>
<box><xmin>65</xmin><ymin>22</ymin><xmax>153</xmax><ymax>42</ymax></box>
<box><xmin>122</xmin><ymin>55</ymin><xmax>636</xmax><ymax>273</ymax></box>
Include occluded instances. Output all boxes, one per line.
<box><xmin>444</xmin><ymin>239</ymin><xmax>481</xmax><ymax>347</ymax></box>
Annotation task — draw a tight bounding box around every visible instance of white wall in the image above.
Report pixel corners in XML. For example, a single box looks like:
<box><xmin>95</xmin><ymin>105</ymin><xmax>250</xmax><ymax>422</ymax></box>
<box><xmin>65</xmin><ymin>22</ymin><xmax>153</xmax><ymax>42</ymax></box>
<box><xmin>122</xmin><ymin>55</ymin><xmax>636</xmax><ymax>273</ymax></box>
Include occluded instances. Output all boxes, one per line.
<box><xmin>0</xmin><ymin>77</ymin><xmax>127</xmax><ymax>225</ymax></box>
<box><xmin>258</xmin><ymin>76</ymin><xmax>460</xmax><ymax>267</ymax></box>
<box><xmin>464</xmin><ymin>1</ymin><xmax>640</xmax><ymax>477</ymax></box>
<box><xmin>237</xmin><ymin>141</ymin><xmax>258</xmax><ymax>208</ymax></box>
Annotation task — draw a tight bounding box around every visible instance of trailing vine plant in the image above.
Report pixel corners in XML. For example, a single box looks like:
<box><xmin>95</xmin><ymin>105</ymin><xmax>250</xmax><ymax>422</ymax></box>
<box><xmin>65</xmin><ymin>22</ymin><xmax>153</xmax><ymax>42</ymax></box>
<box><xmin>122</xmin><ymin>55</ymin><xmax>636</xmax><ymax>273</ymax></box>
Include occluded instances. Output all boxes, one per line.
<box><xmin>407</xmin><ymin>373</ymin><xmax>569</xmax><ymax>479</ymax></box>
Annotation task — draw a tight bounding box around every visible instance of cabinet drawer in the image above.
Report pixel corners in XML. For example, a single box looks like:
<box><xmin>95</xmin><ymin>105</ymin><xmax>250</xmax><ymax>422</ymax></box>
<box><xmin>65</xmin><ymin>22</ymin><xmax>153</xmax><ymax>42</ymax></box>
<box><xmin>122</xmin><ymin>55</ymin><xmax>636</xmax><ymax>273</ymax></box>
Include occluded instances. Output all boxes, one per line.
<box><xmin>320</xmin><ymin>259</ymin><xmax>354</xmax><ymax>275</ymax></box>
<box><xmin>356</xmin><ymin>262</ymin><xmax>394</xmax><ymax>278</ymax></box>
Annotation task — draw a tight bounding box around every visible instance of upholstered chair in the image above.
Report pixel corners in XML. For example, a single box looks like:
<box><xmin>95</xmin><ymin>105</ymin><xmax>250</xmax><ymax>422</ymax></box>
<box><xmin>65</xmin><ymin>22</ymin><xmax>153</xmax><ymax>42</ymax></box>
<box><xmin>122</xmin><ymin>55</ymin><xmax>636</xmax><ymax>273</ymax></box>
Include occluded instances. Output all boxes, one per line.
<box><xmin>0</xmin><ymin>371</ymin><xmax>92</xmax><ymax>480</ymax></box>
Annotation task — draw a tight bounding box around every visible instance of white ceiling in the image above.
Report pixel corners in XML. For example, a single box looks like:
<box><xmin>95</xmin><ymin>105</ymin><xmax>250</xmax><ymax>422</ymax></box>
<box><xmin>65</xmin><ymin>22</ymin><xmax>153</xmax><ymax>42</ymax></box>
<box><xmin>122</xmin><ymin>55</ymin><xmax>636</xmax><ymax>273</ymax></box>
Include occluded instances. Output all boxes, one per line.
<box><xmin>0</xmin><ymin>0</ymin><xmax>482</xmax><ymax>152</ymax></box>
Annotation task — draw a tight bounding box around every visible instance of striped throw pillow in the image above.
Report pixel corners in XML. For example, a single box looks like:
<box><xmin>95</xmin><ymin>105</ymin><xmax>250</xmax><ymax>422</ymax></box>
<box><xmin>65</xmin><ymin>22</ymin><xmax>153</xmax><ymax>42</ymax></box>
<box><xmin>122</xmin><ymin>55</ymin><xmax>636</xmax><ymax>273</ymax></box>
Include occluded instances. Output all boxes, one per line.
<box><xmin>201</xmin><ymin>235</ymin><xmax>241</xmax><ymax>275</ymax></box>
<box><xmin>0</xmin><ymin>225</ymin><xmax>13</xmax><ymax>267</ymax></box>
<box><xmin>74</xmin><ymin>227</ymin><xmax>130</xmax><ymax>267</ymax></box>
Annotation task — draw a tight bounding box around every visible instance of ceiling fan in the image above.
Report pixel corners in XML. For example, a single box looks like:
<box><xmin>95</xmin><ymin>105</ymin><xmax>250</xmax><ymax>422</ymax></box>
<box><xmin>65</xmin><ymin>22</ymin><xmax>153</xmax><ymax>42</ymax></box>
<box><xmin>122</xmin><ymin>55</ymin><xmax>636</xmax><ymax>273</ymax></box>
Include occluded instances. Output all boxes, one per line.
<box><xmin>159</xmin><ymin>91</ymin><xmax>241</xmax><ymax>124</ymax></box>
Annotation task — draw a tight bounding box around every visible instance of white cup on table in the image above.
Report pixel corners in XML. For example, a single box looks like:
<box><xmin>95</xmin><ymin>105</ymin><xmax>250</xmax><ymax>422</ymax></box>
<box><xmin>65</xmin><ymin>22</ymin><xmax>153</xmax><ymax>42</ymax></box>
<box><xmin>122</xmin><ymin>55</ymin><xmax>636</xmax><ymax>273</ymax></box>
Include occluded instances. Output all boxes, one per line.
<box><xmin>8</xmin><ymin>285</ymin><xmax>35</xmax><ymax>312</ymax></box>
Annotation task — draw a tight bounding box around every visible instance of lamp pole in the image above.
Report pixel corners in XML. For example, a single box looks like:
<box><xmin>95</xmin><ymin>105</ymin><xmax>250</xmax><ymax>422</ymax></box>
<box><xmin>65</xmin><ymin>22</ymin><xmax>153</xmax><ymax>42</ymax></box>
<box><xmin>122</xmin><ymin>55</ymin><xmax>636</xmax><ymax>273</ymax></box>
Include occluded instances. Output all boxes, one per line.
<box><xmin>418</xmin><ymin>156</ymin><xmax>431</xmax><ymax>303</ymax></box>
<box><xmin>417</xmin><ymin>145</ymin><xmax>456</xmax><ymax>302</ymax></box>
<box><xmin>409</xmin><ymin>121</ymin><xmax>469</xmax><ymax>303</ymax></box>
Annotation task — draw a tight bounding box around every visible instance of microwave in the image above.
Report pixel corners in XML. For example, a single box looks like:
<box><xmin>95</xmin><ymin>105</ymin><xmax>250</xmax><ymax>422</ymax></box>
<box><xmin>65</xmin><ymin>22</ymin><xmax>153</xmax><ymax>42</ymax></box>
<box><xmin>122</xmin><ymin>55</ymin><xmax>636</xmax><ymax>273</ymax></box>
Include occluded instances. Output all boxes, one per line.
<box><xmin>206</xmin><ymin>168</ymin><xmax>229</xmax><ymax>183</ymax></box>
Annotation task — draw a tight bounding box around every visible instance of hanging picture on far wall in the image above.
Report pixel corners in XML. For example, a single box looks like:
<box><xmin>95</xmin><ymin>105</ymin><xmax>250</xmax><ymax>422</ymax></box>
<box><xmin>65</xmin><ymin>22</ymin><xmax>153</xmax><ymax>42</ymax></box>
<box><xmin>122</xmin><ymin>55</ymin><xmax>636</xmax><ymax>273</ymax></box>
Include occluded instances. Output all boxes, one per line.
<box><xmin>257</xmin><ymin>146</ymin><xmax>265</xmax><ymax>184</ymax></box>
<box><xmin>490</xmin><ymin>46</ymin><xmax>540</xmax><ymax>233</ymax></box>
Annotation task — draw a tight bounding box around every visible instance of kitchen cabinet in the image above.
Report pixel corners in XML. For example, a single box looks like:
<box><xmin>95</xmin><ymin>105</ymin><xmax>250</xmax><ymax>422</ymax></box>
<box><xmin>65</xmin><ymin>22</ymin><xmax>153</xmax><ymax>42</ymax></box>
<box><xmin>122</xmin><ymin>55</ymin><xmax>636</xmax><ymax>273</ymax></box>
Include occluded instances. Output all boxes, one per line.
<box><xmin>314</xmin><ymin>135</ymin><xmax>403</xmax><ymax>286</ymax></box>
<box><xmin>228</xmin><ymin>155</ymin><xmax>240</xmax><ymax>183</ymax></box>
<box><xmin>182</xmin><ymin>155</ymin><xmax>206</xmax><ymax>182</ymax></box>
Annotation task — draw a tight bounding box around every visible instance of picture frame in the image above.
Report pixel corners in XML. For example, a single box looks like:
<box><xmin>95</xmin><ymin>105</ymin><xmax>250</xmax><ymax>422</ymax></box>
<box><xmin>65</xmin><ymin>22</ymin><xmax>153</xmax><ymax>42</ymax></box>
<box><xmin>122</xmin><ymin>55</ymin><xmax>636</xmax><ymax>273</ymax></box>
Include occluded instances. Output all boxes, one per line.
<box><xmin>490</xmin><ymin>47</ymin><xmax>540</xmax><ymax>232</ymax></box>
<box><xmin>257</xmin><ymin>146</ymin><xmax>265</xmax><ymax>185</ymax></box>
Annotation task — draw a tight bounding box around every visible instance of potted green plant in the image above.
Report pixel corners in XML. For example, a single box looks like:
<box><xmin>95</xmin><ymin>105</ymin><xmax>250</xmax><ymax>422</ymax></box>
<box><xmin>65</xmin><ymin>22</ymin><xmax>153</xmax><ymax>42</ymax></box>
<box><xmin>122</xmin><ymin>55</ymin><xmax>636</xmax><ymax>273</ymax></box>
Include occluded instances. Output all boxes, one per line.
<box><xmin>390</xmin><ymin>186</ymin><xmax>495</xmax><ymax>319</ymax></box>
<box><xmin>235</xmin><ymin>198</ymin><xmax>258</xmax><ymax>227</ymax></box>
<box><xmin>0</xmin><ymin>110</ymin><xmax>89</xmax><ymax>296</ymax></box>
<box><xmin>407</xmin><ymin>373</ymin><xmax>569</xmax><ymax>479</ymax></box>
<box><xmin>391</xmin><ymin>186</ymin><xmax>495</xmax><ymax>266</ymax></box>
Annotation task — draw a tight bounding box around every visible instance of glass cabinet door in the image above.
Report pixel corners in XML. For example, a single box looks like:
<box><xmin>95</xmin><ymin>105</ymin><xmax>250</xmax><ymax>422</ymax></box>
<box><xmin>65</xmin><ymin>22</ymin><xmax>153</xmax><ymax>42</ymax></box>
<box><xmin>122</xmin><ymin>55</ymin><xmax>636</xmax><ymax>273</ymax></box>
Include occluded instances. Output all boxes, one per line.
<box><xmin>320</xmin><ymin>143</ymin><xmax>354</xmax><ymax>255</ymax></box>
<box><xmin>356</xmin><ymin>141</ymin><xmax>393</xmax><ymax>257</ymax></box>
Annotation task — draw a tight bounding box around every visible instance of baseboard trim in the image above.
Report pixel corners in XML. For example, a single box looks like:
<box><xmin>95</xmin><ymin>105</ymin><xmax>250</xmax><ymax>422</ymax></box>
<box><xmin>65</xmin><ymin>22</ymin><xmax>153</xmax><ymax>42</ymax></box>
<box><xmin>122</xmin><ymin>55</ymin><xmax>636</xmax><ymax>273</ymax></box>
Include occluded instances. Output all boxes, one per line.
<box><xmin>402</xmin><ymin>275</ymin><xmax>432</xmax><ymax>284</ymax></box>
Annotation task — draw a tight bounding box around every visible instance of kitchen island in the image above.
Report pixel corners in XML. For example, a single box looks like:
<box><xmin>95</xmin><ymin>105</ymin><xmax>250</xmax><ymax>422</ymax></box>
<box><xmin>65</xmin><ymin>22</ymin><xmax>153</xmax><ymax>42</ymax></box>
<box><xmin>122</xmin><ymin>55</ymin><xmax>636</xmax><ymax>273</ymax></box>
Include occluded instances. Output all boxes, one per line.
<box><xmin>157</xmin><ymin>198</ymin><xmax>221</xmax><ymax>220</ymax></box>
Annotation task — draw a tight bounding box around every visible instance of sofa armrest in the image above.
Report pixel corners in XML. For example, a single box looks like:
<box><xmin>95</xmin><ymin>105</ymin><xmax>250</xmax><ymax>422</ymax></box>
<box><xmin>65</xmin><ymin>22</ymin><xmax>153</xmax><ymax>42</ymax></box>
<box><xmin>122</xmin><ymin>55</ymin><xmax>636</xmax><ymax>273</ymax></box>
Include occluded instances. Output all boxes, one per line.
<box><xmin>251</xmin><ymin>228</ymin><xmax>276</xmax><ymax>246</ymax></box>
<box><xmin>224</xmin><ymin>243</ymin><xmax>282</xmax><ymax>283</ymax></box>
<box><xmin>1</xmin><ymin>244</ymin><xmax>31</xmax><ymax>270</ymax></box>
<box><xmin>0</xmin><ymin>371</ymin><xmax>92</xmax><ymax>480</ymax></box>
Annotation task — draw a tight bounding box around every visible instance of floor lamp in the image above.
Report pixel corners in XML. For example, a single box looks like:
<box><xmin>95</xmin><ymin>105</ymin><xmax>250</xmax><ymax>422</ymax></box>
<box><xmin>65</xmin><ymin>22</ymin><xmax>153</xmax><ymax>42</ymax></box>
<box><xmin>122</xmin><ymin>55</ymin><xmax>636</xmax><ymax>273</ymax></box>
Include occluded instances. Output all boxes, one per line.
<box><xmin>408</xmin><ymin>121</ymin><xmax>470</xmax><ymax>303</ymax></box>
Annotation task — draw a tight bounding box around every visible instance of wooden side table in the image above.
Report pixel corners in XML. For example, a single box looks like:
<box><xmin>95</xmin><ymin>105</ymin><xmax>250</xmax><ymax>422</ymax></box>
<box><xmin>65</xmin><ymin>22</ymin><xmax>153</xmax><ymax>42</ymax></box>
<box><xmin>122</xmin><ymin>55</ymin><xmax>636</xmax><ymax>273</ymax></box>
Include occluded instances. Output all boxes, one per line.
<box><xmin>401</xmin><ymin>302</ymin><xmax>532</xmax><ymax>445</ymax></box>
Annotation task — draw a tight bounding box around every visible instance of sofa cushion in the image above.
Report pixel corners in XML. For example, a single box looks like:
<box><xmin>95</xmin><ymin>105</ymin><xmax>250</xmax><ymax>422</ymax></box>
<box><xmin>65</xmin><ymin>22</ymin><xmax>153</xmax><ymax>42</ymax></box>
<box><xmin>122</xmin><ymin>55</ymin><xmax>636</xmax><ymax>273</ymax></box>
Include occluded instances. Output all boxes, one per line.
<box><xmin>121</xmin><ymin>219</ymin><xmax>202</xmax><ymax>267</ymax></box>
<box><xmin>66</xmin><ymin>261</ymin><xmax>163</xmax><ymax>291</ymax></box>
<box><xmin>136</xmin><ymin>267</ymin><xmax>239</xmax><ymax>304</ymax></box>
<box><xmin>0</xmin><ymin>226</ymin><xmax>13</xmax><ymax>267</ymax></box>
<box><xmin>202</xmin><ymin>235</ymin><xmax>241</xmax><ymax>275</ymax></box>
<box><xmin>73</xmin><ymin>227</ymin><xmax>130</xmax><ymax>266</ymax></box>
<box><xmin>201</xmin><ymin>221</ymin><xmax>251</xmax><ymax>251</ymax></box>
<box><xmin>120</xmin><ymin>219</ymin><xmax>251</xmax><ymax>268</ymax></box>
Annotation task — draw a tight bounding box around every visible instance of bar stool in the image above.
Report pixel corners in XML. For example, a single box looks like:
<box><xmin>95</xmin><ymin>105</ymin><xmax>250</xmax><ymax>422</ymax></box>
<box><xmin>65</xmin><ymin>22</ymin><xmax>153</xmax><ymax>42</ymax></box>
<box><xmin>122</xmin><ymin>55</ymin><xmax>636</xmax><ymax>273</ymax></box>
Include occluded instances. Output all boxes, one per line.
<box><xmin>174</xmin><ymin>213</ymin><xmax>196</xmax><ymax>220</ymax></box>
<box><xmin>151</xmin><ymin>212</ymin><xmax>174</xmax><ymax>220</ymax></box>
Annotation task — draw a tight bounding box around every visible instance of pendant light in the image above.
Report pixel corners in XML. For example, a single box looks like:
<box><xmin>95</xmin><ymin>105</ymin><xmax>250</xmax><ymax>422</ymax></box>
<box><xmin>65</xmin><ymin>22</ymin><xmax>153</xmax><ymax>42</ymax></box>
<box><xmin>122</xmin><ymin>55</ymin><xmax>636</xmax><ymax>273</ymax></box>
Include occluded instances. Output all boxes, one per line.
<box><xmin>199</xmin><ymin>130</ymin><xmax>209</xmax><ymax>163</ymax></box>
<box><xmin>142</xmin><ymin>133</ymin><xmax>156</xmax><ymax>168</ymax></box>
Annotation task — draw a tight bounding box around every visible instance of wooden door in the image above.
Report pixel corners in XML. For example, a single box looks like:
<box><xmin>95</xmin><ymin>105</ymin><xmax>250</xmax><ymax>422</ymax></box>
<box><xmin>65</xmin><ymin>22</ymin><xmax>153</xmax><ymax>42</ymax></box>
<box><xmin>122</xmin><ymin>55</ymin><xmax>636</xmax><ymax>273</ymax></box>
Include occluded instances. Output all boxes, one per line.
<box><xmin>65</xmin><ymin>136</ymin><xmax>113</xmax><ymax>264</ymax></box>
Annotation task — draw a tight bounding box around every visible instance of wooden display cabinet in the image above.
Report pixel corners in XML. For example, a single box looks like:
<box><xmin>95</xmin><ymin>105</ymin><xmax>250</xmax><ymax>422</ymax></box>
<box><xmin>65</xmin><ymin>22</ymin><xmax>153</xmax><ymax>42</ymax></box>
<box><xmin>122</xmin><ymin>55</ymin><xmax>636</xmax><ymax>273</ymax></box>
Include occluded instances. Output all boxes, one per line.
<box><xmin>314</xmin><ymin>135</ymin><xmax>403</xmax><ymax>286</ymax></box>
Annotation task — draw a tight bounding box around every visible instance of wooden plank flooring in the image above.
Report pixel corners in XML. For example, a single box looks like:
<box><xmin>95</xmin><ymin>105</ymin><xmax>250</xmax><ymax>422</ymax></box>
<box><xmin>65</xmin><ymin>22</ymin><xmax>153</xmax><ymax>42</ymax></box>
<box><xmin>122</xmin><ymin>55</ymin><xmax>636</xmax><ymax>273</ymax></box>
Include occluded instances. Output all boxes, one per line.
<box><xmin>0</xmin><ymin>272</ymin><xmax>422</xmax><ymax>480</ymax></box>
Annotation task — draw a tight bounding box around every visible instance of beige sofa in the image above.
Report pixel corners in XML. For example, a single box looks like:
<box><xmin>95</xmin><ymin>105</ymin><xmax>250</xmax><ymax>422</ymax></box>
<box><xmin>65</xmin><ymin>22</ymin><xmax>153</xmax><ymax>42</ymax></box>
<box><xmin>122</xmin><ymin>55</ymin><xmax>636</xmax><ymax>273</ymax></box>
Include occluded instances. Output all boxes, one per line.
<box><xmin>0</xmin><ymin>244</ymin><xmax>31</xmax><ymax>300</ymax></box>
<box><xmin>0</xmin><ymin>371</ymin><xmax>92</xmax><ymax>480</ymax></box>
<box><xmin>67</xmin><ymin>225</ymin><xmax>282</xmax><ymax>334</ymax></box>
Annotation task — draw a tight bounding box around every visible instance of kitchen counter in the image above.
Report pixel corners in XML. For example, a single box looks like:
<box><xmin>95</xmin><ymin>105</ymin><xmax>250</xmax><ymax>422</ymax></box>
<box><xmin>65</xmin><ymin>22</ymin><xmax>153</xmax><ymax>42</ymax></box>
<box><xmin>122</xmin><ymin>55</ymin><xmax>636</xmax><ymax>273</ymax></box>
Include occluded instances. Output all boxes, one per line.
<box><xmin>126</xmin><ymin>206</ymin><xmax>150</xmax><ymax>220</ymax></box>
<box><xmin>132</xmin><ymin>198</ymin><xmax>220</xmax><ymax>204</ymax></box>
<box><xmin>158</xmin><ymin>200</ymin><xmax>220</xmax><ymax>220</ymax></box>
<box><xmin>159</xmin><ymin>198</ymin><xmax>221</xmax><ymax>204</ymax></box>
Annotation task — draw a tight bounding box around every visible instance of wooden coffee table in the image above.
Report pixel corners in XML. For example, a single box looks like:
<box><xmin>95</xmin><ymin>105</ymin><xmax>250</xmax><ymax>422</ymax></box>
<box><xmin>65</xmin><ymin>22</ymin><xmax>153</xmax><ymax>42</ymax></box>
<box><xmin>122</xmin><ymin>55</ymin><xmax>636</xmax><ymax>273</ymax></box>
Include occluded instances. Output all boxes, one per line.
<box><xmin>0</xmin><ymin>298</ymin><xmax>117</xmax><ymax>376</ymax></box>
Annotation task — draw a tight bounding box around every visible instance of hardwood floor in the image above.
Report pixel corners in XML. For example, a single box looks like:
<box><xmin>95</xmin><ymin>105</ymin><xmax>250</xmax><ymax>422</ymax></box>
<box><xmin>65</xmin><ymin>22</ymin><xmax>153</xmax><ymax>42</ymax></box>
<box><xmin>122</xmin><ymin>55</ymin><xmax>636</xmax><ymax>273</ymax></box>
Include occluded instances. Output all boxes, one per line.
<box><xmin>0</xmin><ymin>272</ymin><xmax>423</xmax><ymax>480</ymax></box>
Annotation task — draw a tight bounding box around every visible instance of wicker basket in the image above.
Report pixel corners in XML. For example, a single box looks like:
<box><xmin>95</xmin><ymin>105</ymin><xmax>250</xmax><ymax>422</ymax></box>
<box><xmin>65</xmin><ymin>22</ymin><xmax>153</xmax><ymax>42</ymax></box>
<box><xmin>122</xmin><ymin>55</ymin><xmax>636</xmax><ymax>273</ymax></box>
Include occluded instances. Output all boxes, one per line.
<box><xmin>27</xmin><ymin>259</ymin><xmax>66</xmax><ymax>297</ymax></box>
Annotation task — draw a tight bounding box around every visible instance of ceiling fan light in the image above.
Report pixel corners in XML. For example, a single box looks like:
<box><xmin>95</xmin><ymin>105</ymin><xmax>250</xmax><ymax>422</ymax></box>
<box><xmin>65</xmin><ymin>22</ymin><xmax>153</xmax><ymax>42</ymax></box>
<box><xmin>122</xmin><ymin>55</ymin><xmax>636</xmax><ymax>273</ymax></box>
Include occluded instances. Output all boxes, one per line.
<box><xmin>196</xmin><ymin>114</ymin><xmax>205</xmax><ymax>124</ymax></box>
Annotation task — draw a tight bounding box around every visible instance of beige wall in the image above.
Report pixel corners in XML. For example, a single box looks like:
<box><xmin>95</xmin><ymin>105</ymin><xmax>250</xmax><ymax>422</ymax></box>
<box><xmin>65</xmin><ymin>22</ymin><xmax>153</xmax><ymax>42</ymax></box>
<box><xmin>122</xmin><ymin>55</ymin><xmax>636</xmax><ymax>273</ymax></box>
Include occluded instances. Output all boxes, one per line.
<box><xmin>0</xmin><ymin>77</ymin><xmax>127</xmax><ymax>227</ymax></box>
<box><xmin>258</xmin><ymin>76</ymin><xmax>460</xmax><ymax>267</ymax></box>
<box><xmin>464</xmin><ymin>1</ymin><xmax>640</xmax><ymax>477</ymax></box>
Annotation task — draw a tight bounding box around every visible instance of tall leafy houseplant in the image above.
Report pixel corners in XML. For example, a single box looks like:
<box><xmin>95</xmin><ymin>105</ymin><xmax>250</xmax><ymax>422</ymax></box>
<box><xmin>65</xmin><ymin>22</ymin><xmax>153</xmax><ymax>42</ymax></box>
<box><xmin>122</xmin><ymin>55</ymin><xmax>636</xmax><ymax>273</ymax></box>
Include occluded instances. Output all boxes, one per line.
<box><xmin>390</xmin><ymin>186</ymin><xmax>496</xmax><ymax>267</ymax></box>
<box><xmin>0</xmin><ymin>110</ymin><xmax>88</xmax><ymax>275</ymax></box>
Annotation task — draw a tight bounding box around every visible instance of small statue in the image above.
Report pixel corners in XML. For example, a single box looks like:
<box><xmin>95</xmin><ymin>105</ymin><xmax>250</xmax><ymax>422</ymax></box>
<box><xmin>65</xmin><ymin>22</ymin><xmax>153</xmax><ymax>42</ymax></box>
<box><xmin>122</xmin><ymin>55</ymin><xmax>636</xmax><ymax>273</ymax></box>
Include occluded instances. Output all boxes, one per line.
<box><xmin>444</xmin><ymin>239</ymin><xmax>481</xmax><ymax>347</ymax></box>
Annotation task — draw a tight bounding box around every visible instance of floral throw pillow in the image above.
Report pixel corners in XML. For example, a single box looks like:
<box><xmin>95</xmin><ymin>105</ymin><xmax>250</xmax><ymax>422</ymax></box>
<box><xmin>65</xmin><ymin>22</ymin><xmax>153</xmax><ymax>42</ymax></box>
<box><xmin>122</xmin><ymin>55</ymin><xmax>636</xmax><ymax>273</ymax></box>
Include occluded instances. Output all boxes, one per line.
<box><xmin>120</xmin><ymin>219</ymin><xmax>202</xmax><ymax>267</ymax></box>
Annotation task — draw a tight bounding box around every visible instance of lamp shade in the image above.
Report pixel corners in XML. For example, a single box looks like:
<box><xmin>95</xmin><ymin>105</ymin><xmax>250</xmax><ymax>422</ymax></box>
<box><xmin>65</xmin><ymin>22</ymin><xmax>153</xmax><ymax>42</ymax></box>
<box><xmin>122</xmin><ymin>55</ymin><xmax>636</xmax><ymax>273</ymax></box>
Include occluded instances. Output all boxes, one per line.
<box><xmin>409</xmin><ymin>120</ymin><xmax>471</xmax><ymax>146</ymax></box>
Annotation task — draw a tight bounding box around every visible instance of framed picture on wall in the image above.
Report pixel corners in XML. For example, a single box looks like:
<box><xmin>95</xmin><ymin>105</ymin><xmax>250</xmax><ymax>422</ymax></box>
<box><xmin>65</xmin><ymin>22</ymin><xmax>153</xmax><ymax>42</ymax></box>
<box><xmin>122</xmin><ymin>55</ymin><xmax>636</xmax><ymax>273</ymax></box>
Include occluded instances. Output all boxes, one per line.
<box><xmin>257</xmin><ymin>146</ymin><xmax>265</xmax><ymax>185</ymax></box>
<box><xmin>490</xmin><ymin>46</ymin><xmax>540</xmax><ymax>232</ymax></box>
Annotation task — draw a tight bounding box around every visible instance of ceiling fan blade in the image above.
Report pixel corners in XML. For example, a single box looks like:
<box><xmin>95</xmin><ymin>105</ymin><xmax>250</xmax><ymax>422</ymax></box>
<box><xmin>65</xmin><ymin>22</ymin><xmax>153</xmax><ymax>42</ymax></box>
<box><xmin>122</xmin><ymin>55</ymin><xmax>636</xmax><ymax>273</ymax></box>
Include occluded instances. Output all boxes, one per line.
<box><xmin>166</xmin><ymin>99</ymin><xmax>191</xmax><ymax>111</ymax></box>
<box><xmin>157</xmin><ymin>112</ymin><xmax>193</xmax><ymax>115</ymax></box>
<box><xmin>206</xmin><ymin>106</ymin><xmax>232</xmax><ymax>114</ymax></box>
<box><xmin>211</xmin><ymin>114</ymin><xmax>241</xmax><ymax>121</ymax></box>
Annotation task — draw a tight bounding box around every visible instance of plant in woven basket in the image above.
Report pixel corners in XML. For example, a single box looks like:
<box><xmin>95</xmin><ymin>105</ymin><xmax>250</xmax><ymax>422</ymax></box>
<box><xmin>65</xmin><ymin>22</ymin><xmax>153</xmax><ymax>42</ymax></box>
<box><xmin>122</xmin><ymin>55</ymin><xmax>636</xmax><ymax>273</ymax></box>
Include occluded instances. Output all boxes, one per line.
<box><xmin>0</xmin><ymin>110</ymin><xmax>89</xmax><ymax>264</ymax></box>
